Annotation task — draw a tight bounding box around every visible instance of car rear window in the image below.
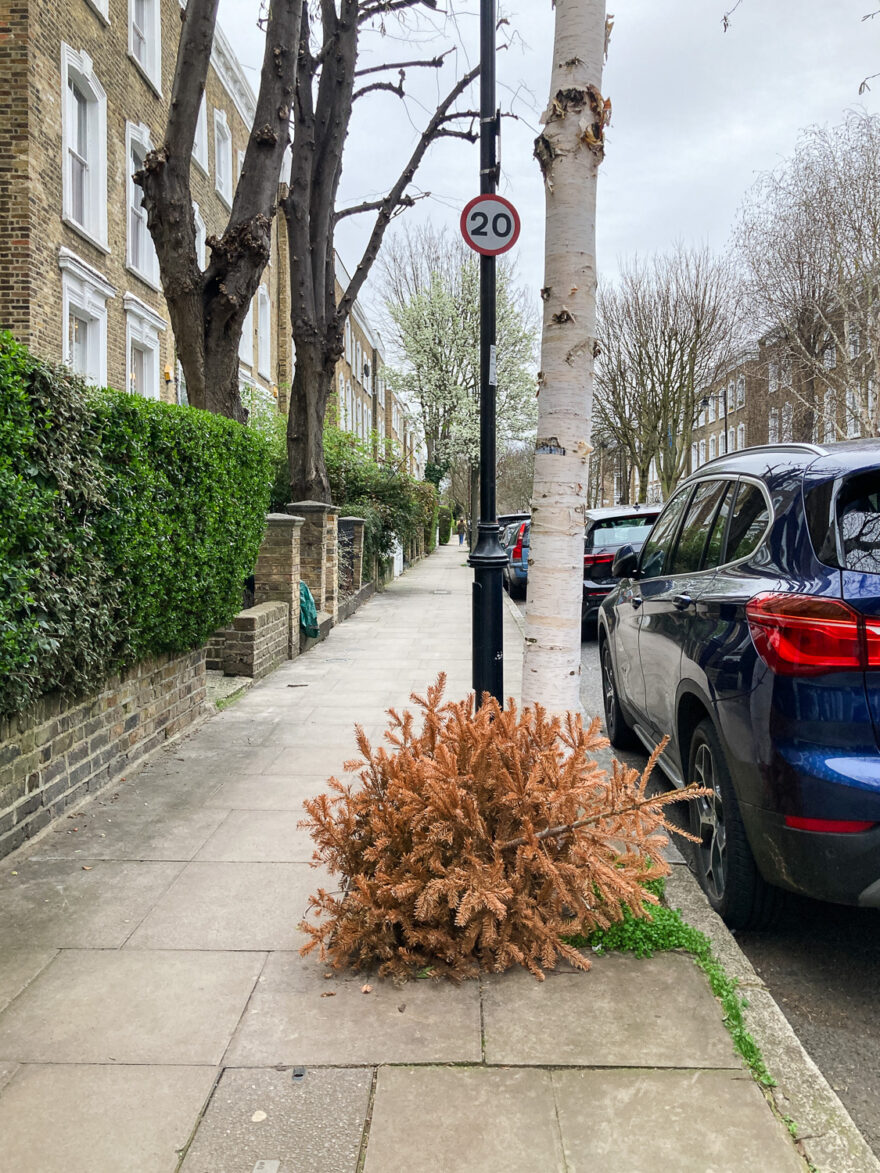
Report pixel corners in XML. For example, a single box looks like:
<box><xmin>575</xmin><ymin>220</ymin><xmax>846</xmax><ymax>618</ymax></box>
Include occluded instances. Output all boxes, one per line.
<box><xmin>585</xmin><ymin>515</ymin><xmax>658</xmax><ymax>551</ymax></box>
<box><xmin>839</xmin><ymin>474</ymin><xmax>880</xmax><ymax>573</ymax></box>
<box><xmin>806</xmin><ymin>473</ymin><xmax>880</xmax><ymax>574</ymax></box>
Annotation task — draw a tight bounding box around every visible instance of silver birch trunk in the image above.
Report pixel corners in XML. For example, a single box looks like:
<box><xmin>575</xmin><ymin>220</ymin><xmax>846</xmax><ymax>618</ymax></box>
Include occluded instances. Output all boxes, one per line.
<box><xmin>522</xmin><ymin>0</ymin><xmax>608</xmax><ymax>714</ymax></box>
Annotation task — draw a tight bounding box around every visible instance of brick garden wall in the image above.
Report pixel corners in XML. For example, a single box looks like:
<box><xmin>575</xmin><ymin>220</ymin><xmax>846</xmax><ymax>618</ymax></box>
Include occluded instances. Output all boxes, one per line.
<box><xmin>214</xmin><ymin>601</ymin><xmax>289</xmax><ymax>681</ymax></box>
<box><xmin>0</xmin><ymin>647</ymin><xmax>206</xmax><ymax>860</ymax></box>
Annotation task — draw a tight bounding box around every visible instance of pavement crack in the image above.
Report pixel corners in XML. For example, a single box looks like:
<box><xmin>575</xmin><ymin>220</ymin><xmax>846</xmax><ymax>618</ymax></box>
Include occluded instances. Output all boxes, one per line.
<box><xmin>355</xmin><ymin>1066</ymin><xmax>378</xmax><ymax>1173</ymax></box>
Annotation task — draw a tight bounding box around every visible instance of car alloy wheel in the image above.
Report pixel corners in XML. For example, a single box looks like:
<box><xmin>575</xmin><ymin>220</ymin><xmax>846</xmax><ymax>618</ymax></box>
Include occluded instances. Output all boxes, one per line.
<box><xmin>692</xmin><ymin>741</ymin><xmax>726</xmax><ymax>904</ymax></box>
<box><xmin>601</xmin><ymin>645</ymin><xmax>617</xmax><ymax>735</ymax></box>
<box><xmin>600</xmin><ymin>641</ymin><xmax>638</xmax><ymax>750</ymax></box>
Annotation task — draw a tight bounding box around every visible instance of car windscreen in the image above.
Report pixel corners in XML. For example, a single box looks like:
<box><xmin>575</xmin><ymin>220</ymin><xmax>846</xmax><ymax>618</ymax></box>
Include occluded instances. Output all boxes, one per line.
<box><xmin>807</xmin><ymin>471</ymin><xmax>880</xmax><ymax>574</ymax></box>
<box><xmin>585</xmin><ymin>516</ymin><xmax>657</xmax><ymax>552</ymax></box>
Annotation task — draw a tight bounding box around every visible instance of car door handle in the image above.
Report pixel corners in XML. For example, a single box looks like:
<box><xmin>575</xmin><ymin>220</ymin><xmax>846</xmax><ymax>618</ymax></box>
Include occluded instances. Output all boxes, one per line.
<box><xmin>673</xmin><ymin>594</ymin><xmax>695</xmax><ymax>611</ymax></box>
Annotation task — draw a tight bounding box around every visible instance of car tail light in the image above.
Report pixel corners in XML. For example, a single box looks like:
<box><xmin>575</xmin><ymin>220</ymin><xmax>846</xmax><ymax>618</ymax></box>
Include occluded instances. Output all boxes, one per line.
<box><xmin>512</xmin><ymin>523</ymin><xmax>526</xmax><ymax>561</ymax></box>
<box><xmin>584</xmin><ymin>553</ymin><xmax>615</xmax><ymax>570</ymax></box>
<box><xmin>784</xmin><ymin>816</ymin><xmax>876</xmax><ymax>833</ymax></box>
<box><xmin>746</xmin><ymin>593</ymin><xmax>880</xmax><ymax>676</ymax></box>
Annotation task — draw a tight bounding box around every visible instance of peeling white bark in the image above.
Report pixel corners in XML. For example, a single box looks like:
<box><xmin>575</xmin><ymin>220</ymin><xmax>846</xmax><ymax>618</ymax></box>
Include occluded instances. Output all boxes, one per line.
<box><xmin>522</xmin><ymin>0</ymin><xmax>607</xmax><ymax>715</ymax></box>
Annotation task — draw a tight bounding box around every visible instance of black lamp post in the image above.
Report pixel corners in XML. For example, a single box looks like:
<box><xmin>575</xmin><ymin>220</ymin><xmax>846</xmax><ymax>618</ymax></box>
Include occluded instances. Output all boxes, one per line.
<box><xmin>468</xmin><ymin>0</ymin><xmax>507</xmax><ymax>707</ymax></box>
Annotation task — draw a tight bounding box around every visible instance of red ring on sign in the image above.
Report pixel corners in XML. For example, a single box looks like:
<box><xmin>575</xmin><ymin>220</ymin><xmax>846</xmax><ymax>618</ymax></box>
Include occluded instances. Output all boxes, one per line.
<box><xmin>460</xmin><ymin>194</ymin><xmax>522</xmax><ymax>256</ymax></box>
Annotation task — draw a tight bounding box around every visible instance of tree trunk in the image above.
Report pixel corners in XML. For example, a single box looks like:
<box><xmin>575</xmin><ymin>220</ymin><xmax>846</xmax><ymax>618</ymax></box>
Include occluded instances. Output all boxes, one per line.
<box><xmin>522</xmin><ymin>0</ymin><xmax>607</xmax><ymax>715</ymax></box>
<box><xmin>288</xmin><ymin>335</ymin><xmax>334</xmax><ymax>502</ymax></box>
<box><xmin>636</xmin><ymin>465</ymin><xmax>650</xmax><ymax>503</ymax></box>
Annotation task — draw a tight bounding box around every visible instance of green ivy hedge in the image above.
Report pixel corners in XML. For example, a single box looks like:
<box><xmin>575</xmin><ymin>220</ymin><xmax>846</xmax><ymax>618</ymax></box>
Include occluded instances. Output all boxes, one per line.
<box><xmin>319</xmin><ymin>425</ymin><xmax>436</xmax><ymax>568</ymax></box>
<box><xmin>438</xmin><ymin>506</ymin><xmax>453</xmax><ymax>546</ymax></box>
<box><xmin>0</xmin><ymin>334</ymin><xmax>273</xmax><ymax>716</ymax></box>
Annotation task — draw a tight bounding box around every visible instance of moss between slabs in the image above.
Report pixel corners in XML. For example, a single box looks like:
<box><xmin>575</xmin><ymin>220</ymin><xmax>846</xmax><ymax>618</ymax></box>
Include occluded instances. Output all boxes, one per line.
<box><xmin>564</xmin><ymin>878</ymin><xmax>776</xmax><ymax>1088</ymax></box>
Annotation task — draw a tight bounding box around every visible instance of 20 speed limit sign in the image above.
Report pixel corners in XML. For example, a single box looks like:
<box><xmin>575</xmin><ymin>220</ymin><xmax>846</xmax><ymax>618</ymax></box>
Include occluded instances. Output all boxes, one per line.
<box><xmin>460</xmin><ymin>194</ymin><xmax>521</xmax><ymax>256</ymax></box>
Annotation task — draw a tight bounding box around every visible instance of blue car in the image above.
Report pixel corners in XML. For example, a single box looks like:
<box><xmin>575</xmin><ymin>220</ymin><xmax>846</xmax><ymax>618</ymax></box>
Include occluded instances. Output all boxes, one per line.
<box><xmin>599</xmin><ymin>441</ymin><xmax>880</xmax><ymax>928</ymax></box>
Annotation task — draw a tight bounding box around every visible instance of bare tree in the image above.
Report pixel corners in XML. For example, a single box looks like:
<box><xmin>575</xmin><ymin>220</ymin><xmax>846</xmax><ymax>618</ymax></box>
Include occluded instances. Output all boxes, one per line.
<box><xmin>735</xmin><ymin>111</ymin><xmax>880</xmax><ymax>442</ymax></box>
<box><xmin>594</xmin><ymin>246</ymin><xmax>738</xmax><ymax>501</ymax></box>
<box><xmin>280</xmin><ymin>4</ymin><xmax>482</xmax><ymax>502</ymax></box>
<box><xmin>521</xmin><ymin>0</ymin><xmax>610</xmax><ymax>715</ymax></box>
<box><xmin>137</xmin><ymin>0</ymin><xmax>302</xmax><ymax>420</ymax></box>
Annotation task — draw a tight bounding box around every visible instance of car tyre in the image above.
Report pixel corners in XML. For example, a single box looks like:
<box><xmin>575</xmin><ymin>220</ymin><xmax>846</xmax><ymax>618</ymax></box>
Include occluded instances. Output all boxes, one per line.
<box><xmin>600</xmin><ymin>638</ymin><xmax>639</xmax><ymax>750</ymax></box>
<box><xmin>687</xmin><ymin>718</ymin><xmax>781</xmax><ymax>930</ymax></box>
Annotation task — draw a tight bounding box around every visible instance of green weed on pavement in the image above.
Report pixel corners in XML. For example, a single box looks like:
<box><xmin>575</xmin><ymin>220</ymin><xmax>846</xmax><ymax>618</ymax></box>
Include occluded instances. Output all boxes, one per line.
<box><xmin>564</xmin><ymin>878</ymin><xmax>776</xmax><ymax>1088</ymax></box>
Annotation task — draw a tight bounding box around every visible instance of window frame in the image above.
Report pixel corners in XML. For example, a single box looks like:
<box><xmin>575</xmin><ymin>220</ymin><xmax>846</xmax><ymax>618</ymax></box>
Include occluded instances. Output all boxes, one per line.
<box><xmin>61</xmin><ymin>45</ymin><xmax>108</xmax><ymax>252</ymax></box>
<box><xmin>128</xmin><ymin>0</ymin><xmax>162</xmax><ymax>94</ymax></box>
<box><xmin>59</xmin><ymin>247</ymin><xmax>115</xmax><ymax>387</ymax></box>
<box><xmin>768</xmin><ymin>408</ymin><xmax>779</xmax><ymax>444</ymax></box>
<box><xmin>193</xmin><ymin>96</ymin><xmax>208</xmax><ymax>173</ymax></box>
<box><xmin>239</xmin><ymin>295</ymin><xmax>254</xmax><ymax>366</ymax></box>
<box><xmin>720</xmin><ymin>477</ymin><xmax>774</xmax><ymax>567</ymax></box>
<box><xmin>124</xmin><ymin>292</ymin><xmax>165</xmax><ymax>400</ymax></box>
<box><xmin>125</xmin><ymin>121</ymin><xmax>159</xmax><ymax>288</ymax></box>
<box><xmin>192</xmin><ymin>202</ymin><xmax>206</xmax><ymax>269</ymax></box>
<box><xmin>213</xmin><ymin>108</ymin><xmax>233</xmax><ymax>208</ymax></box>
<box><xmin>257</xmin><ymin>284</ymin><xmax>271</xmax><ymax>379</ymax></box>
<box><xmin>737</xmin><ymin>422</ymin><xmax>745</xmax><ymax>451</ymax></box>
<box><xmin>637</xmin><ymin>485</ymin><xmax>694</xmax><ymax>581</ymax></box>
<box><xmin>668</xmin><ymin>478</ymin><xmax>731</xmax><ymax>577</ymax></box>
<box><xmin>84</xmin><ymin>0</ymin><xmax>110</xmax><ymax>21</ymax></box>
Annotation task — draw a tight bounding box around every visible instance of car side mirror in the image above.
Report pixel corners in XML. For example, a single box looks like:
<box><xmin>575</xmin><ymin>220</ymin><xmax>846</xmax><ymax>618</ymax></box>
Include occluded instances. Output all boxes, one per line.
<box><xmin>611</xmin><ymin>544</ymin><xmax>639</xmax><ymax>579</ymax></box>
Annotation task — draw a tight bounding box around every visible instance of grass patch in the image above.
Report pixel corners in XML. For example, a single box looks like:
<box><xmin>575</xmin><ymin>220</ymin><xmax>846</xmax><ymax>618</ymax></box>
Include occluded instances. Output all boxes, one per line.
<box><xmin>215</xmin><ymin>686</ymin><xmax>248</xmax><ymax>712</ymax></box>
<box><xmin>564</xmin><ymin>878</ymin><xmax>776</xmax><ymax>1088</ymax></box>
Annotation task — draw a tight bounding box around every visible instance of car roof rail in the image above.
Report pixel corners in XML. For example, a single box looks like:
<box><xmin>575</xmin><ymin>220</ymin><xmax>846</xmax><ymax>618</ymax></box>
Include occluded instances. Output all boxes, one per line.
<box><xmin>696</xmin><ymin>442</ymin><xmax>828</xmax><ymax>470</ymax></box>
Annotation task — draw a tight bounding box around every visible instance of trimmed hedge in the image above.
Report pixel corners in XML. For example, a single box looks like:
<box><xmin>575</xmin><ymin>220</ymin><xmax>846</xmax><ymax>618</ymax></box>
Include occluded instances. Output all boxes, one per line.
<box><xmin>0</xmin><ymin>334</ymin><xmax>273</xmax><ymax>716</ymax></box>
<box><xmin>320</xmin><ymin>425</ymin><xmax>437</xmax><ymax>567</ymax></box>
<box><xmin>438</xmin><ymin>505</ymin><xmax>453</xmax><ymax>545</ymax></box>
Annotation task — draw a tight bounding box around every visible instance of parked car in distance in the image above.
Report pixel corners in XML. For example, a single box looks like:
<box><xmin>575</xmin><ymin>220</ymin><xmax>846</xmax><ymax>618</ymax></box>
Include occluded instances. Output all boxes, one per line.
<box><xmin>598</xmin><ymin>441</ymin><xmax>880</xmax><ymax>929</ymax></box>
<box><xmin>502</xmin><ymin>518</ymin><xmax>530</xmax><ymax>599</ymax></box>
<box><xmin>582</xmin><ymin>505</ymin><xmax>661</xmax><ymax>636</ymax></box>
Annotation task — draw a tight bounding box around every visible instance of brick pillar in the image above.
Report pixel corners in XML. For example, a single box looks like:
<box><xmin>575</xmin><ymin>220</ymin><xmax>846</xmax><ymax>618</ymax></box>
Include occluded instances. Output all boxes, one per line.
<box><xmin>285</xmin><ymin>501</ymin><xmax>340</xmax><ymax>620</ymax></box>
<box><xmin>253</xmin><ymin>513</ymin><xmax>304</xmax><ymax>658</ymax></box>
<box><xmin>324</xmin><ymin>511</ymin><xmax>339</xmax><ymax>622</ymax></box>
<box><xmin>345</xmin><ymin>518</ymin><xmax>365</xmax><ymax>590</ymax></box>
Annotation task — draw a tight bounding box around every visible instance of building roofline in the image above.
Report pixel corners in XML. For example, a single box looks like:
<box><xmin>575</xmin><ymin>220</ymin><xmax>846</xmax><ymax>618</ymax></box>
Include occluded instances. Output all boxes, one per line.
<box><xmin>177</xmin><ymin>2</ymin><xmax>258</xmax><ymax>127</ymax></box>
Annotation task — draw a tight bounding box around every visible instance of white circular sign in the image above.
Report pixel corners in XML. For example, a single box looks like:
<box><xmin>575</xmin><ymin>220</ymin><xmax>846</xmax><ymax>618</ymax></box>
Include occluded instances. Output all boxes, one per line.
<box><xmin>460</xmin><ymin>195</ymin><xmax>521</xmax><ymax>256</ymax></box>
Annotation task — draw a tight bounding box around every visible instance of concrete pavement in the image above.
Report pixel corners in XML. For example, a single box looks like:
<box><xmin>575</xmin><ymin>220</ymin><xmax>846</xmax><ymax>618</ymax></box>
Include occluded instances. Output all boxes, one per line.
<box><xmin>0</xmin><ymin>543</ymin><xmax>808</xmax><ymax>1171</ymax></box>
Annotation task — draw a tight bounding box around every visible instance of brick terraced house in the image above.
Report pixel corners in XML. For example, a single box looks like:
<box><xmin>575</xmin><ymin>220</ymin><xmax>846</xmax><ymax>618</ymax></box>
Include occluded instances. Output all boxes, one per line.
<box><xmin>332</xmin><ymin>251</ymin><xmax>425</xmax><ymax>477</ymax></box>
<box><xmin>0</xmin><ymin>0</ymin><xmax>286</xmax><ymax>408</ymax></box>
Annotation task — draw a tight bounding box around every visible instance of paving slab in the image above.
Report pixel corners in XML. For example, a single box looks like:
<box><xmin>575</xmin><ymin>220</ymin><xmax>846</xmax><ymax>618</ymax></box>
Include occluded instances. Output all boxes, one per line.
<box><xmin>0</xmin><ymin>1064</ymin><xmax>217</xmax><ymax>1173</ymax></box>
<box><xmin>126</xmin><ymin>862</ymin><xmax>323</xmax><ymax>951</ymax></box>
<box><xmin>552</xmin><ymin>1068</ymin><xmax>804</xmax><ymax>1172</ymax></box>
<box><xmin>262</xmin><ymin>742</ymin><xmax>381</xmax><ymax>777</ymax></box>
<box><xmin>0</xmin><ymin>859</ymin><xmax>183</xmax><ymax>949</ymax></box>
<box><xmin>363</xmin><ymin>1066</ymin><xmax>565</xmax><ymax>1173</ymax></box>
<box><xmin>0</xmin><ymin>1062</ymin><xmax>18</xmax><ymax>1095</ymax></box>
<box><xmin>225</xmin><ymin>951</ymin><xmax>482</xmax><ymax>1066</ymax></box>
<box><xmin>204</xmin><ymin>773</ymin><xmax>329</xmax><ymax>810</ymax></box>
<box><xmin>182</xmin><ymin>1067</ymin><xmax>372</xmax><ymax>1173</ymax></box>
<box><xmin>0</xmin><ymin>949</ymin><xmax>264</xmax><ymax>1064</ymax></box>
<box><xmin>31</xmin><ymin>801</ymin><xmax>229</xmax><ymax>862</ymax></box>
<box><xmin>191</xmin><ymin>718</ymin><xmax>285</xmax><ymax>749</ymax></box>
<box><xmin>0</xmin><ymin>949</ymin><xmax>57</xmax><ymax>1013</ymax></box>
<box><xmin>194</xmin><ymin>810</ymin><xmax>316</xmax><ymax>863</ymax></box>
<box><xmin>169</xmin><ymin>745</ymin><xmax>296</xmax><ymax>777</ymax></box>
<box><xmin>482</xmin><ymin>952</ymin><xmax>739</xmax><ymax>1069</ymax></box>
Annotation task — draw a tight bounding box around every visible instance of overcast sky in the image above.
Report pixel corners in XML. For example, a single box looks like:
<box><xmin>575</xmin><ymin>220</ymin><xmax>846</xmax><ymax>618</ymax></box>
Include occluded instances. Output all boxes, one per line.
<box><xmin>217</xmin><ymin>0</ymin><xmax>879</xmax><ymax>321</ymax></box>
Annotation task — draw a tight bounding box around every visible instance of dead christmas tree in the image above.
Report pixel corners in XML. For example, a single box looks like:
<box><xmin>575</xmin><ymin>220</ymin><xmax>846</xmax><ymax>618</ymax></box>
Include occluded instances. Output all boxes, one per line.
<box><xmin>299</xmin><ymin>675</ymin><xmax>701</xmax><ymax>981</ymax></box>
